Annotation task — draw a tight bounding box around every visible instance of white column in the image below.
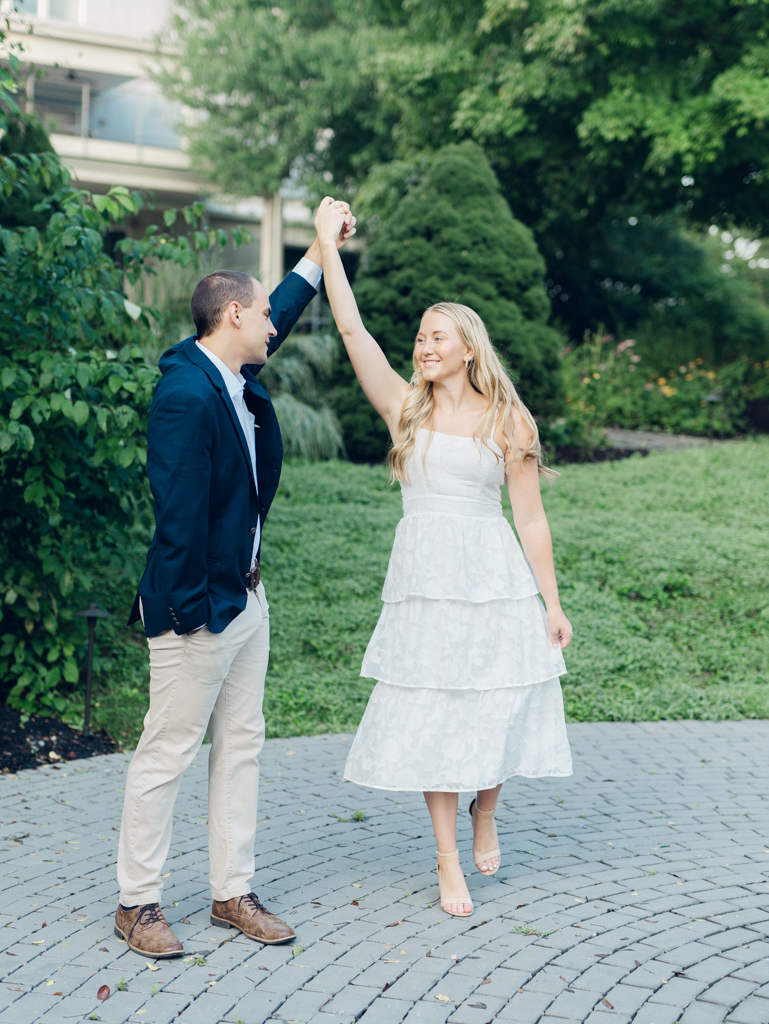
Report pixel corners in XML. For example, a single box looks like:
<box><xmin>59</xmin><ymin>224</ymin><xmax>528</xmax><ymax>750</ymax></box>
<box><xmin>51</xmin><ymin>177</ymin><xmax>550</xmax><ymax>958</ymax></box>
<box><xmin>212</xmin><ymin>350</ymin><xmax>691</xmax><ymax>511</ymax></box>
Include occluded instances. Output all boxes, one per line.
<box><xmin>80</xmin><ymin>82</ymin><xmax>90</xmax><ymax>138</ymax></box>
<box><xmin>25</xmin><ymin>73</ymin><xmax>35</xmax><ymax>115</ymax></box>
<box><xmin>259</xmin><ymin>192</ymin><xmax>283</xmax><ymax>294</ymax></box>
<box><xmin>135</xmin><ymin>92</ymin><xmax>143</xmax><ymax>147</ymax></box>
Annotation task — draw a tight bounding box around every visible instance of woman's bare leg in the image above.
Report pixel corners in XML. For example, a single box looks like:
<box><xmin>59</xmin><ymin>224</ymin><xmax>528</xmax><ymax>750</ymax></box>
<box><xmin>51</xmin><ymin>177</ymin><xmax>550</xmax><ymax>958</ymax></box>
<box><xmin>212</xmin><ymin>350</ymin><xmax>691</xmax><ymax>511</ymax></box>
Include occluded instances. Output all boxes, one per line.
<box><xmin>424</xmin><ymin>791</ymin><xmax>471</xmax><ymax>915</ymax></box>
<box><xmin>473</xmin><ymin>784</ymin><xmax>503</xmax><ymax>873</ymax></box>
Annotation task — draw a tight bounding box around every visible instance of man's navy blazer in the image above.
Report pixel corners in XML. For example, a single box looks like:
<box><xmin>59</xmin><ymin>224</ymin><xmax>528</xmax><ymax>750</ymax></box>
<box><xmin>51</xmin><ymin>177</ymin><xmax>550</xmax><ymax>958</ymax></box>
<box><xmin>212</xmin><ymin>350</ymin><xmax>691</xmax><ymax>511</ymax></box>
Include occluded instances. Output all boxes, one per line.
<box><xmin>129</xmin><ymin>270</ymin><xmax>316</xmax><ymax>637</ymax></box>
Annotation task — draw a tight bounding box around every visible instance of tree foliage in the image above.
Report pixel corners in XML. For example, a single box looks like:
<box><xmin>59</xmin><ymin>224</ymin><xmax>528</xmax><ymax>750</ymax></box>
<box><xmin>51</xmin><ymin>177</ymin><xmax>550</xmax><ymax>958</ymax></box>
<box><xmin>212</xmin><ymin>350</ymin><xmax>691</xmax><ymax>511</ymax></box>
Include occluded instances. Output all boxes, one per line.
<box><xmin>155</xmin><ymin>0</ymin><xmax>385</xmax><ymax>197</ymax></box>
<box><xmin>164</xmin><ymin>0</ymin><xmax>769</xmax><ymax>350</ymax></box>
<box><xmin>562</xmin><ymin>215</ymin><xmax>769</xmax><ymax>365</ymax></box>
<box><xmin>0</xmin><ymin>49</ymin><xmax>250</xmax><ymax>718</ymax></box>
<box><xmin>334</xmin><ymin>142</ymin><xmax>563</xmax><ymax>461</ymax></box>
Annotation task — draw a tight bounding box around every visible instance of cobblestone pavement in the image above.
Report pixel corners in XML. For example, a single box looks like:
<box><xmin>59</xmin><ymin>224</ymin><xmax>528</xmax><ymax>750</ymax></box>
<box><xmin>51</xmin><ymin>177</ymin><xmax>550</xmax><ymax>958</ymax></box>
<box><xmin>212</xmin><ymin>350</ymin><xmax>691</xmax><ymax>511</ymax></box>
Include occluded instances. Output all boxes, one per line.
<box><xmin>2</xmin><ymin>721</ymin><xmax>769</xmax><ymax>1024</ymax></box>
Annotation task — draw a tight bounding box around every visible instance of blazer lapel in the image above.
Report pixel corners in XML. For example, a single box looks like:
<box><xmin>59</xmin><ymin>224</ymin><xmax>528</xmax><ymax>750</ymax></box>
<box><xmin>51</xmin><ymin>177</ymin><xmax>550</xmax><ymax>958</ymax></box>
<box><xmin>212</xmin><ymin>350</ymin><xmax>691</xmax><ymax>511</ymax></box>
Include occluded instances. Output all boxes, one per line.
<box><xmin>242</xmin><ymin>371</ymin><xmax>270</xmax><ymax>412</ymax></box>
<box><xmin>183</xmin><ymin>338</ymin><xmax>256</xmax><ymax>492</ymax></box>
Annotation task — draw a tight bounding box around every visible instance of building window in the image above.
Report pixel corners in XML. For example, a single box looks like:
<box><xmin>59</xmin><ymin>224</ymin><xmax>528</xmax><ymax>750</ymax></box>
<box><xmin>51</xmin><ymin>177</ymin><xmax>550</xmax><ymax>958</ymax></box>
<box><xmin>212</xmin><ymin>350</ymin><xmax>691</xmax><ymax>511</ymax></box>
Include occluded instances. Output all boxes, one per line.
<box><xmin>11</xmin><ymin>0</ymin><xmax>82</xmax><ymax>21</ymax></box>
<box><xmin>49</xmin><ymin>0</ymin><xmax>79</xmax><ymax>20</ymax></box>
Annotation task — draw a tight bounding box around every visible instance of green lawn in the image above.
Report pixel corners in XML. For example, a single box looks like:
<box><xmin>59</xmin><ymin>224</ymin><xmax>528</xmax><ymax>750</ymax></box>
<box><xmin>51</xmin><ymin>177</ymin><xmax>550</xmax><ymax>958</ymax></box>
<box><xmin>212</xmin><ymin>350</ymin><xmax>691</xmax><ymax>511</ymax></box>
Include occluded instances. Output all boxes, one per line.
<box><xmin>93</xmin><ymin>439</ymin><xmax>769</xmax><ymax>747</ymax></box>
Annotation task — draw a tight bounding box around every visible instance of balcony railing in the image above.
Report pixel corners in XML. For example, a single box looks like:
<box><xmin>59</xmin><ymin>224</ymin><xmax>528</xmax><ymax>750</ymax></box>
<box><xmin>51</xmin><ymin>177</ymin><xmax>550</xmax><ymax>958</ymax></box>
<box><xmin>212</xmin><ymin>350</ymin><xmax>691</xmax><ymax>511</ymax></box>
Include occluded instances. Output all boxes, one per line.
<box><xmin>26</xmin><ymin>71</ymin><xmax>183</xmax><ymax>149</ymax></box>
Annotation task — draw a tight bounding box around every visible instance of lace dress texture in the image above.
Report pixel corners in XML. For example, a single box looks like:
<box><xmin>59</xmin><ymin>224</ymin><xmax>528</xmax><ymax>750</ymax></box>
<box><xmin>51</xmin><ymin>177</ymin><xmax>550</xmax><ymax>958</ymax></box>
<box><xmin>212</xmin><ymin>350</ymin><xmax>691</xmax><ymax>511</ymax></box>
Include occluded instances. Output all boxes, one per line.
<box><xmin>344</xmin><ymin>430</ymin><xmax>572</xmax><ymax>792</ymax></box>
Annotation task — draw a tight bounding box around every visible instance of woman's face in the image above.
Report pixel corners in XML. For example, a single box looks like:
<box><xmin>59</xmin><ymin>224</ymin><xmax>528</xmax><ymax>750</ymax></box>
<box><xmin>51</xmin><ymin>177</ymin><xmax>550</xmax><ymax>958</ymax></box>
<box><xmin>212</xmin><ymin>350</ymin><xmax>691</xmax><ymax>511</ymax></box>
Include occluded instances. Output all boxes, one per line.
<box><xmin>415</xmin><ymin>311</ymin><xmax>473</xmax><ymax>384</ymax></box>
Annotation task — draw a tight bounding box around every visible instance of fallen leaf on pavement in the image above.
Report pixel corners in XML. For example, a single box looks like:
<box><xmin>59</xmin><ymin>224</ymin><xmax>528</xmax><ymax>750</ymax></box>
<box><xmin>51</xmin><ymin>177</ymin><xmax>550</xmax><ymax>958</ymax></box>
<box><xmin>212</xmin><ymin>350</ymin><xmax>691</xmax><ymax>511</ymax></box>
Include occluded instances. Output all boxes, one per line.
<box><xmin>602</xmin><ymin>998</ymin><xmax>614</xmax><ymax>1009</ymax></box>
<box><xmin>145</xmin><ymin>962</ymin><xmax>160</xmax><ymax>972</ymax></box>
<box><xmin>435</xmin><ymin>994</ymin><xmax>451</xmax><ymax>1002</ymax></box>
<box><xmin>97</xmin><ymin>985</ymin><xmax>110</xmax><ymax>1001</ymax></box>
<box><xmin>386</xmin><ymin>920</ymin><xmax>404</xmax><ymax>927</ymax></box>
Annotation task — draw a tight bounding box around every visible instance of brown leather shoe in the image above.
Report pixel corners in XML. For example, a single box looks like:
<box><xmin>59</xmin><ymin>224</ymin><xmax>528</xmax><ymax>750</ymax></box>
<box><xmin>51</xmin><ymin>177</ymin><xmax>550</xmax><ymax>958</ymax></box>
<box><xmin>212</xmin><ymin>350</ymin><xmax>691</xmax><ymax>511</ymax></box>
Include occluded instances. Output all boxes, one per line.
<box><xmin>211</xmin><ymin>892</ymin><xmax>295</xmax><ymax>944</ymax></box>
<box><xmin>114</xmin><ymin>903</ymin><xmax>184</xmax><ymax>958</ymax></box>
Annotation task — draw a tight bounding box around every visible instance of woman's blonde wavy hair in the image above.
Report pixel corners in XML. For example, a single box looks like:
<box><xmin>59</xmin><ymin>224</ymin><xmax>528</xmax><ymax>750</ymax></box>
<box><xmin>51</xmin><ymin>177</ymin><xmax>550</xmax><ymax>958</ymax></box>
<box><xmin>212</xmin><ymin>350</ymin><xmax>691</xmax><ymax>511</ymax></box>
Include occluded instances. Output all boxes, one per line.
<box><xmin>387</xmin><ymin>302</ymin><xmax>556</xmax><ymax>483</ymax></box>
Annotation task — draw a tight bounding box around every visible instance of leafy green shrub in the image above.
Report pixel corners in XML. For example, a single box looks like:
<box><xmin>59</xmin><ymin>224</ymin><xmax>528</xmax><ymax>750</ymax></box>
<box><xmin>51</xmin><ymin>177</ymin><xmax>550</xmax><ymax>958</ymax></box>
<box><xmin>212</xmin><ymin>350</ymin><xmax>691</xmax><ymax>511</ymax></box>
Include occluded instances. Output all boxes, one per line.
<box><xmin>333</xmin><ymin>141</ymin><xmax>563</xmax><ymax>461</ymax></box>
<box><xmin>553</xmin><ymin>334</ymin><xmax>769</xmax><ymax>448</ymax></box>
<box><xmin>0</xmin><ymin>63</ymin><xmax>248</xmax><ymax>719</ymax></box>
<box><xmin>258</xmin><ymin>333</ymin><xmax>344</xmax><ymax>460</ymax></box>
<box><xmin>568</xmin><ymin>217</ymin><xmax>769</xmax><ymax>369</ymax></box>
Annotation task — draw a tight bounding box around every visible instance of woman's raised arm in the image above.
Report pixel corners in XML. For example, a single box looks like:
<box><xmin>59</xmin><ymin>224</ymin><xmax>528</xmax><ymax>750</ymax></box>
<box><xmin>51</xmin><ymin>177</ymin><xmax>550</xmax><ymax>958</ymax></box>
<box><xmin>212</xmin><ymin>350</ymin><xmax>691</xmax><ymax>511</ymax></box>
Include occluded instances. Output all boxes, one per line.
<box><xmin>316</xmin><ymin>198</ymin><xmax>410</xmax><ymax>432</ymax></box>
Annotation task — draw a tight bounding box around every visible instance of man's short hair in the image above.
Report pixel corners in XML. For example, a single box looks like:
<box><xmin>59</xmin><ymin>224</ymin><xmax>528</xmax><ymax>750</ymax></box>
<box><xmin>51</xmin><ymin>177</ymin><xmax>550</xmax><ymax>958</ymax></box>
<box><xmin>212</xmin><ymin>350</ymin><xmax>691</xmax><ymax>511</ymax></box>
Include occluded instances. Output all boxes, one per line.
<box><xmin>191</xmin><ymin>270</ymin><xmax>257</xmax><ymax>338</ymax></box>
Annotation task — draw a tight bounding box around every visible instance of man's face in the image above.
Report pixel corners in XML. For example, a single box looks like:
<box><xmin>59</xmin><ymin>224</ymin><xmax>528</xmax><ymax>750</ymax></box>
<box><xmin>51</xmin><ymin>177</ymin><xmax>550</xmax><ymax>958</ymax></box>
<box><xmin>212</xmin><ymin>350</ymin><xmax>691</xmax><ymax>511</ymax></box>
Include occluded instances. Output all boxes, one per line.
<box><xmin>238</xmin><ymin>279</ymin><xmax>277</xmax><ymax>366</ymax></box>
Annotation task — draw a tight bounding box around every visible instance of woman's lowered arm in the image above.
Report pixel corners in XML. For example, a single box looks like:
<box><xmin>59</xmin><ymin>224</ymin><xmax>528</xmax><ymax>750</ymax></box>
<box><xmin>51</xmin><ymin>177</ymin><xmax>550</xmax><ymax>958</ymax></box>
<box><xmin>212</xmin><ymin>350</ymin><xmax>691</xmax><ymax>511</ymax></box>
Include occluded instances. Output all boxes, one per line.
<box><xmin>505</xmin><ymin>413</ymin><xmax>572</xmax><ymax>651</ymax></box>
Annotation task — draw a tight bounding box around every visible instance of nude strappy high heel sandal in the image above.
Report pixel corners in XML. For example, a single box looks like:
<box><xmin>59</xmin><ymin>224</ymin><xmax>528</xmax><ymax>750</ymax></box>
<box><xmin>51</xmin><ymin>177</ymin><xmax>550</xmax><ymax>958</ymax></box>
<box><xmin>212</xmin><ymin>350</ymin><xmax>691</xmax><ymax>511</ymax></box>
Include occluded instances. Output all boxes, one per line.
<box><xmin>469</xmin><ymin>799</ymin><xmax>501</xmax><ymax>876</ymax></box>
<box><xmin>436</xmin><ymin>850</ymin><xmax>473</xmax><ymax>917</ymax></box>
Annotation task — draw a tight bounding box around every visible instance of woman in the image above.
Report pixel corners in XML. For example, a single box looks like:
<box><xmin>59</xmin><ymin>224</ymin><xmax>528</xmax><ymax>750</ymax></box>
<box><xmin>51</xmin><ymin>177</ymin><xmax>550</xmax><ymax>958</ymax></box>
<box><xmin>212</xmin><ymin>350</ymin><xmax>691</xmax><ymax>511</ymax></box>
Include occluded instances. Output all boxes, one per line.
<box><xmin>315</xmin><ymin>199</ymin><xmax>573</xmax><ymax>917</ymax></box>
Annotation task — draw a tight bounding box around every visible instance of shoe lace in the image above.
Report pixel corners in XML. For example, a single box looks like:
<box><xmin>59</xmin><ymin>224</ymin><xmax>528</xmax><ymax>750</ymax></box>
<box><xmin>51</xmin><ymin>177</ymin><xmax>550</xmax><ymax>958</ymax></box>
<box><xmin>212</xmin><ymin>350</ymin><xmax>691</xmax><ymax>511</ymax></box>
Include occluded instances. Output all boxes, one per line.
<box><xmin>239</xmin><ymin>892</ymin><xmax>267</xmax><ymax>914</ymax></box>
<box><xmin>136</xmin><ymin>903</ymin><xmax>165</xmax><ymax>927</ymax></box>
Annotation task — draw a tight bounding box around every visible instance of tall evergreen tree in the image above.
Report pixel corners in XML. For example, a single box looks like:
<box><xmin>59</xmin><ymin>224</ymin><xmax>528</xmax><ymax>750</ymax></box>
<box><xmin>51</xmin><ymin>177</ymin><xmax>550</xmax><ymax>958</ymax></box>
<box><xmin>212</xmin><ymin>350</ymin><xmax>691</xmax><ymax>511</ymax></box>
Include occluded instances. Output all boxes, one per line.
<box><xmin>333</xmin><ymin>142</ymin><xmax>563</xmax><ymax>461</ymax></box>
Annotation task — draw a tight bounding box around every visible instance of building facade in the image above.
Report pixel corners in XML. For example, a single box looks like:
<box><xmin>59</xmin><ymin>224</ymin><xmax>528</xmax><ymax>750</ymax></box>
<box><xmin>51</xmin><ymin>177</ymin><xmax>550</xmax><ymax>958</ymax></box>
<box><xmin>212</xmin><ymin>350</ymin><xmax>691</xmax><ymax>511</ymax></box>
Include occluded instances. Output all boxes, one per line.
<box><xmin>2</xmin><ymin>0</ymin><xmax>315</xmax><ymax>290</ymax></box>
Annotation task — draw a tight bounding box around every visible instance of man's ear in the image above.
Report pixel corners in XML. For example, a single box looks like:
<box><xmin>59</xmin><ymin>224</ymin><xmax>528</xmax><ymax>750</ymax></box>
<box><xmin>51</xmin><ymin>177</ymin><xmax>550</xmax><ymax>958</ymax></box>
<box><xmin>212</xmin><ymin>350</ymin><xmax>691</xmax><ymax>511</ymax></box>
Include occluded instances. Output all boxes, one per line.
<box><xmin>228</xmin><ymin>301</ymin><xmax>241</xmax><ymax>328</ymax></box>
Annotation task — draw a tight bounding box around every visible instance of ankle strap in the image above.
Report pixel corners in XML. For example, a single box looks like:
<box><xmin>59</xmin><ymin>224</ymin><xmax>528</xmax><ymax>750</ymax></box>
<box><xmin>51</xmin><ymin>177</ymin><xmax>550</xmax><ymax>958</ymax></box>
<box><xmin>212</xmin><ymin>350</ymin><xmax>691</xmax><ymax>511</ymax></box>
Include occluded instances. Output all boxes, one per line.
<box><xmin>436</xmin><ymin>849</ymin><xmax>459</xmax><ymax>858</ymax></box>
<box><xmin>474</xmin><ymin>804</ymin><xmax>497</xmax><ymax>815</ymax></box>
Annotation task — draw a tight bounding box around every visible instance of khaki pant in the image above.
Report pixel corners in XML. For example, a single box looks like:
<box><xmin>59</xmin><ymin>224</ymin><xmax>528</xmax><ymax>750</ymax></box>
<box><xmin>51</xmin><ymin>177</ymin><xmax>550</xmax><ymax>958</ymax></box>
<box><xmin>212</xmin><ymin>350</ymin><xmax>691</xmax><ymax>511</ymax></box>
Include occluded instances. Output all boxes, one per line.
<box><xmin>117</xmin><ymin>585</ymin><xmax>269</xmax><ymax>906</ymax></box>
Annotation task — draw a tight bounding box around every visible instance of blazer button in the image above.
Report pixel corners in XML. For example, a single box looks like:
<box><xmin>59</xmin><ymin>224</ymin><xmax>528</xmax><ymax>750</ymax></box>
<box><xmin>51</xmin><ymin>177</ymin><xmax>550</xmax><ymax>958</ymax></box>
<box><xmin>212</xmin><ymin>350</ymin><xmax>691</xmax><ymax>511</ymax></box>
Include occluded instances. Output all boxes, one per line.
<box><xmin>250</xmin><ymin>527</ymin><xmax>256</xmax><ymax>535</ymax></box>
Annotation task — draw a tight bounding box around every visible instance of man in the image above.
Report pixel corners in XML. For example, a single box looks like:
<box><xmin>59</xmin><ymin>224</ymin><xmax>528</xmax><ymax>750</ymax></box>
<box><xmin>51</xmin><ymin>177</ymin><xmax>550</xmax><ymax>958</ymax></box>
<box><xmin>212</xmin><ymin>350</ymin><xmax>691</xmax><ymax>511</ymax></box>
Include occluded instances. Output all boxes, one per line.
<box><xmin>115</xmin><ymin>204</ymin><xmax>354</xmax><ymax>958</ymax></box>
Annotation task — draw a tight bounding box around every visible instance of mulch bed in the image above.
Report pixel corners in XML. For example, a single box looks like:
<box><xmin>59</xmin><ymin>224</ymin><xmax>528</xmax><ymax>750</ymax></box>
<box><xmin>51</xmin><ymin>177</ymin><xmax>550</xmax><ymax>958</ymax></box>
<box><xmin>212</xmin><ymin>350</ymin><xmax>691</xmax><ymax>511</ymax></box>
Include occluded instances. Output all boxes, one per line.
<box><xmin>0</xmin><ymin>706</ymin><xmax>115</xmax><ymax>773</ymax></box>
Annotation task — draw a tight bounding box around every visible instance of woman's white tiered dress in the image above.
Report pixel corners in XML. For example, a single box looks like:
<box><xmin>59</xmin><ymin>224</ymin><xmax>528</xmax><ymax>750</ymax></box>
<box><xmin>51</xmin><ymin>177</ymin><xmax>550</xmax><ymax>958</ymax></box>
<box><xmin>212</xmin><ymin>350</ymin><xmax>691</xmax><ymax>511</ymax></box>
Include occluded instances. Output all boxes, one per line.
<box><xmin>344</xmin><ymin>430</ymin><xmax>573</xmax><ymax>792</ymax></box>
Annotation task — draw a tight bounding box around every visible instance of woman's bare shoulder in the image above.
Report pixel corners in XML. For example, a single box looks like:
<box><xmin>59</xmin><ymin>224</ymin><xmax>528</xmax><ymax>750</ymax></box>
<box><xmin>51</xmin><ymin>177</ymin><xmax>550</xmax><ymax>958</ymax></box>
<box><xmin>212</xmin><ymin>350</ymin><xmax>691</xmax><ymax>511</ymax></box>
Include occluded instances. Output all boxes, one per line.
<box><xmin>494</xmin><ymin>404</ymin><xmax>533</xmax><ymax>451</ymax></box>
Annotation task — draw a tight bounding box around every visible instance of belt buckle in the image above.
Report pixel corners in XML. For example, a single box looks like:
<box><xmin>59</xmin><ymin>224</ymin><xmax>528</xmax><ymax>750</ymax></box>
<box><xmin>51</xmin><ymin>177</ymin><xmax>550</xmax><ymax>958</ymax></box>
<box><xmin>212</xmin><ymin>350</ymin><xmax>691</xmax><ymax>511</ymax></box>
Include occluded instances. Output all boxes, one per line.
<box><xmin>248</xmin><ymin>562</ymin><xmax>260</xmax><ymax>591</ymax></box>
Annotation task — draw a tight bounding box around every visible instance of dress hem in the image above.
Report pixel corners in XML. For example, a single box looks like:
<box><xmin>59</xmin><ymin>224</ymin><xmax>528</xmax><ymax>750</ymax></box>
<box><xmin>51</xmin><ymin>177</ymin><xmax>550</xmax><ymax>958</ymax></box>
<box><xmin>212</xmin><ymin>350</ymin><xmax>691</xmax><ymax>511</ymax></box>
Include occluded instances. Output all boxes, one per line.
<box><xmin>342</xmin><ymin>768</ymin><xmax>574</xmax><ymax>793</ymax></box>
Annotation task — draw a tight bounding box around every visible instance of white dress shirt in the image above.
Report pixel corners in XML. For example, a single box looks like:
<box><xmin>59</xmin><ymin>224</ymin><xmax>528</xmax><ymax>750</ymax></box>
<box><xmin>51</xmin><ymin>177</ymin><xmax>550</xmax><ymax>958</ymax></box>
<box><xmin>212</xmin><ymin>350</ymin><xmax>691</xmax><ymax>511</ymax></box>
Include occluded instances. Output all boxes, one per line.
<box><xmin>196</xmin><ymin>343</ymin><xmax>261</xmax><ymax>567</ymax></box>
<box><xmin>293</xmin><ymin>255</ymin><xmax>323</xmax><ymax>290</ymax></box>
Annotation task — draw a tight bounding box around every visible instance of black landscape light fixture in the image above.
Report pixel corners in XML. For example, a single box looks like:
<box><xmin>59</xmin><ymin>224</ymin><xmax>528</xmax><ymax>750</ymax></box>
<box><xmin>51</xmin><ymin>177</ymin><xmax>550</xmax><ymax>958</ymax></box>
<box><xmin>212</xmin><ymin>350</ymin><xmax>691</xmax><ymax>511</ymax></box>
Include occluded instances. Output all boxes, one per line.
<box><xmin>74</xmin><ymin>603</ymin><xmax>111</xmax><ymax>736</ymax></box>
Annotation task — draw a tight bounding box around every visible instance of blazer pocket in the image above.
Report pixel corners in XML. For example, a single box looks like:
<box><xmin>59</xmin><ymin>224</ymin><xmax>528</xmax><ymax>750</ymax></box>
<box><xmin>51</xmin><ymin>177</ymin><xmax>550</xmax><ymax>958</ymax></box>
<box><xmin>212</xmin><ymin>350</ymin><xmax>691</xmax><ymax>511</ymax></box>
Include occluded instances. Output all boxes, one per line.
<box><xmin>206</xmin><ymin>558</ymin><xmax>221</xmax><ymax>582</ymax></box>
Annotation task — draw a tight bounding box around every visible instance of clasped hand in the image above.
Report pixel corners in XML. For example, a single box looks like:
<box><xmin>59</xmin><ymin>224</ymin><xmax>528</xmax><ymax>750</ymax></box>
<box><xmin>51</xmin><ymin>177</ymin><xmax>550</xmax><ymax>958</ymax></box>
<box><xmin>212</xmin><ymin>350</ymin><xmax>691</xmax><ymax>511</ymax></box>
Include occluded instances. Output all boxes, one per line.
<box><xmin>316</xmin><ymin>196</ymin><xmax>355</xmax><ymax>247</ymax></box>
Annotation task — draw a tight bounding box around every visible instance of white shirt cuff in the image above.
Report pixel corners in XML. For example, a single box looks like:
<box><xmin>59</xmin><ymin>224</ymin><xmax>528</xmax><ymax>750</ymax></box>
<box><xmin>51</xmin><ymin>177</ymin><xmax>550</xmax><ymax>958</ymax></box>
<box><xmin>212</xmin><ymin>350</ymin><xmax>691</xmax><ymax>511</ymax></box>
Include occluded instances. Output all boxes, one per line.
<box><xmin>292</xmin><ymin>256</ymin><xmax>323</xmax><ymax>291</ymax></box>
